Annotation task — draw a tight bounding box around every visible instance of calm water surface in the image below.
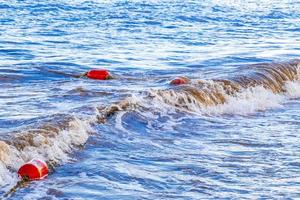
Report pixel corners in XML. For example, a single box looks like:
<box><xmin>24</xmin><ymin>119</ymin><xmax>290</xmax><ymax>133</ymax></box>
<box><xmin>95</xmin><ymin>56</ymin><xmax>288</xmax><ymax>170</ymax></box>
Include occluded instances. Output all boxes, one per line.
<box><xmin>0</xmin><ymin>0</ymin><xmax>300</xmax><ymax>199</ymax></box>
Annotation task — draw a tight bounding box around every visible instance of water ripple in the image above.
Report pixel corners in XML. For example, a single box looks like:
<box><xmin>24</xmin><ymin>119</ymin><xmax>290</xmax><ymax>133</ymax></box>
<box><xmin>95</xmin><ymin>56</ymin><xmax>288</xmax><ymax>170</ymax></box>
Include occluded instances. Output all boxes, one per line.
<box><xmin>1</xmin><ymin>0</ymin><xmax>300</xmax><ymax>199</ymax></box>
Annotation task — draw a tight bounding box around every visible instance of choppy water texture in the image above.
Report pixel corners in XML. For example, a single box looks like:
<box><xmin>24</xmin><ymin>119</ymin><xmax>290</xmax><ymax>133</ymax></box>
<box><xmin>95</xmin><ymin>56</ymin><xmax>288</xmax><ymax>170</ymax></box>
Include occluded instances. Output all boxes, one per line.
<box><xmin>1</xmin><ymin>0</ymin><xmax>300</xmax><ymax>199</ymax></box>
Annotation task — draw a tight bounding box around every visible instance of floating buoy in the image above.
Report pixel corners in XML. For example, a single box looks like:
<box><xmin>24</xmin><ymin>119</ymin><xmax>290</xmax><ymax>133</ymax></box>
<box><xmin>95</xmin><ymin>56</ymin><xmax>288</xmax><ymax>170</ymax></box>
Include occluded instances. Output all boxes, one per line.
<box><xmin>18</xmin><ymin>159</ymin><xmax>49</xmax><ymax>181</ymax></box>
<box><xmin>86</xmin><ymin>69</ymin><xmax>110</xmax><ymax>80</ymax></box>
<box><xmin>170</xmin><ymin>77</ymin><xmax>189</xmax><ymax>85</ymax></box>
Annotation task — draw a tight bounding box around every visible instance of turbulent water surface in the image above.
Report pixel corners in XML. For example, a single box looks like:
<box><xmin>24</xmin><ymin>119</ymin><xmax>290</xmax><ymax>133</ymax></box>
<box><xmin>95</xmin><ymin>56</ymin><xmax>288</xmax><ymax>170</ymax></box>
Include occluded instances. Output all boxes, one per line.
<box><xmin>1</xmin><ymin>0</ymin><xmax>300</xmax><ymax>199</ymax></box>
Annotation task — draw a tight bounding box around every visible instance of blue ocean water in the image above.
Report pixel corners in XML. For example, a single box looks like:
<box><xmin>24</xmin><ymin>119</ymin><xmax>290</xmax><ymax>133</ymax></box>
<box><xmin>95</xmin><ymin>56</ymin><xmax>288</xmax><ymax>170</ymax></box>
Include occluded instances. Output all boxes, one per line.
<box><xmin>1</xmin><ymin>0</ymin><xmax>300</xmax><ymax>199</ymax></box>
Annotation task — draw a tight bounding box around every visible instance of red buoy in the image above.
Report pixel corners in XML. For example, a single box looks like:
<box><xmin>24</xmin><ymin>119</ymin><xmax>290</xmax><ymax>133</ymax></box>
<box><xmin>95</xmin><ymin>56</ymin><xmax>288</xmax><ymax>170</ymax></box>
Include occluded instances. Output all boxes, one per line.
<box><xmin>86</xmin><ymin>69</ymin><xmax>110</xmax><ymax>80</ymax></box>
<box><xmin>170</xmin><ymin>77</ymin><xmax>189</xmax><ymax>85</ymax></box>
<box><xmin>18</xmin><ymin>159</ymin><xmax>49</xmax><ymax>181</ymax></box>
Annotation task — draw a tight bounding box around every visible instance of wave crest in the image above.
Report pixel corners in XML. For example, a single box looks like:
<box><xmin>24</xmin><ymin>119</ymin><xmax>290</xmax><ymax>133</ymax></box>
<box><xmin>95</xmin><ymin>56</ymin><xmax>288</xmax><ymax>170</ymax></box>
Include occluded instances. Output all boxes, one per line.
<box><xmin>101</xmin><ymin>60</ymin><xmax>300</xmax><ymax>116</ymax></box>
<box><xmin>0</xmin><ymin>116</ymin><xmax>92</xmax><ymax>188</ymax></box>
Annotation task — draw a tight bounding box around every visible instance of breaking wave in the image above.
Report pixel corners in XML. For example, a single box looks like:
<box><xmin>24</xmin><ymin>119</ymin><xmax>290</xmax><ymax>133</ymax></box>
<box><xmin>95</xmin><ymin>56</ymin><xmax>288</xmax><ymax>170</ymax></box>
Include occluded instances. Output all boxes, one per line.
<box><xmin>141</xmin><ymin>83</ymin><xmax>296</xmax><ymax>115</ymax></box>
<box><xmin>100</xmin><ymin>60</ymin><xmax>300</xmax><ymax>117</ymax></box>
<box><xmin>1</xmin><ymin>59</ymin><xmax>300</xmax><ymax>193</ymax></box>
<box><xmin>0</xmin><ymin>115</ymin><xmax>94</xmax><ymax>191</ymax></box>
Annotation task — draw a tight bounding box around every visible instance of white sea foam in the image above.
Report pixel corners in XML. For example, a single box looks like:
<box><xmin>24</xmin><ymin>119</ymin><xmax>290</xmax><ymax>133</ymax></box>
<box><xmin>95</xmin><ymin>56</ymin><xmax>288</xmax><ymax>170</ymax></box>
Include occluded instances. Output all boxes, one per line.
<box><xmin>206</xmin><ymin>86</ymin><xmax>286</xmax><ymax>115</ymax></box>
<box><xmin>285</xmin><ymin>80</ymin><xmax>300</xmax><ymax>99</ymax></box>
<box><xmin>127</xmin><ymin>79</ymin><xmax>300</xmax><ymax>116</ymax></box>
<box><xmin>0</xmin><ymin>116</ymin><xmax>92</xmax><ymax>190</ymax></box>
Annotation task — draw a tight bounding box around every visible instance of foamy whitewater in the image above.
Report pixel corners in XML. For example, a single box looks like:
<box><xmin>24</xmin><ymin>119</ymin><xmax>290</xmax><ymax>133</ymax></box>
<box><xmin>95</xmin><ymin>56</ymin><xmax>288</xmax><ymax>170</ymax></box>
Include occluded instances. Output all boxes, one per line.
<box><xmin>141</xmin><ymin>79</ymin><xmax>300</xmax><ymax>116</ymax></box>
<box><xmin>111</xmin><ymin>62</ymin><xmax>300</xmax><ymax>116</ymax></box>
<box><xmin>1</xmin><ymin>0</ymin><xmax>300</xmax><ymax>199</ymax></box>
<box><xmin>0</xmin><ymin>116</ymin><xmax>92</xmax><ymax>190</ymax></box>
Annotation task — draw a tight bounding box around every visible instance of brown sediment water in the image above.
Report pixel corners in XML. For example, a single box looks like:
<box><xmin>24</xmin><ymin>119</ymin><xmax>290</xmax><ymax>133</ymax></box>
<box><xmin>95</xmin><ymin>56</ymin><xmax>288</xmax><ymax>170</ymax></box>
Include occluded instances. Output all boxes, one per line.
<box><xmin>0</xmin><ymin>115</ymin><xmax>92</xmax><ymax>185</ymax></box>
<box><xmin>163</xmin><ymin>60</ymin><xmax>300</xmax><ymax>107</ymax></box>
<box><xmin>99</xmin><ymin>60</ymin><xmax>300</xmax><ymax>117</ymax></box>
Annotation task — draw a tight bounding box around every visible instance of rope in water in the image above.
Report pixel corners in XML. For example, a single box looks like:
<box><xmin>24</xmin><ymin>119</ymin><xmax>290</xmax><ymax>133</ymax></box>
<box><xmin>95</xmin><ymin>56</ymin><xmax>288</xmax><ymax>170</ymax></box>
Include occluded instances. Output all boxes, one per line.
<box><xmin>2</xmin><ymin>176</ymin><xmax>30</xmax><ymax>199</ymax></box>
